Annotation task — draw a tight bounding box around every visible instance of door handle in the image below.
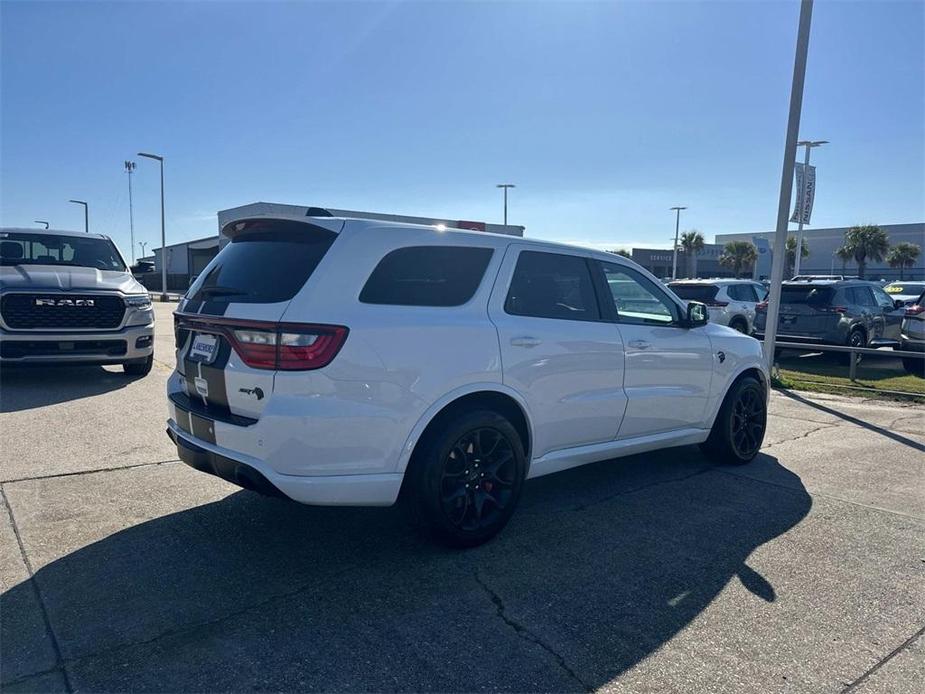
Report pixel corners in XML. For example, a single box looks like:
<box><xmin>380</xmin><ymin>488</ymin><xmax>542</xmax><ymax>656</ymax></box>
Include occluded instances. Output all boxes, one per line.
<box><xmin>510</xmin><ymin>336</ymin><xmax>541</xmax><ymax>348</ymax></box>
<box><xmin>628</xmin><ymin>339</ymin><xmax>651</xmax><ymax>349</ymax></box>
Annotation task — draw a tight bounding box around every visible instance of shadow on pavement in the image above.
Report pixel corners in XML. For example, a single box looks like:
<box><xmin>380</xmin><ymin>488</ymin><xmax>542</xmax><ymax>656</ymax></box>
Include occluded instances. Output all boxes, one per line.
<box><xmin>0</xmin><ymin>365</ymin><xmax>138</xmax><ymax>413</ymax></box>
<box><xmin>2</xmin><ymin>449</ymin><xmax>811</xmax><ymax>692</ymax></box>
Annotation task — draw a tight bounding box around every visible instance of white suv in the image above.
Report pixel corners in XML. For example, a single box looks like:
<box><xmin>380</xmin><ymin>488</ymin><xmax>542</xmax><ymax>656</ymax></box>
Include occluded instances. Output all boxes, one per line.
<box><xmin>167</xmin><ymin>215</ymin><xmax>769</xmax><ymax>546</ymax></box>
<box><xmin>668</xmin><ymin>279</ymin><xmax>766</xmax><ymax>334</ymax></box>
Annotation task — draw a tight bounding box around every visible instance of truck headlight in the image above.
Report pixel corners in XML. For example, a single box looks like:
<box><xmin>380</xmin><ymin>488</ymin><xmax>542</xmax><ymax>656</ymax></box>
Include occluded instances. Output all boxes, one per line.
<box><xmin>125</xmin><ymin>295</ymin><xmax>152</xmax><ymax>309</ymax></box>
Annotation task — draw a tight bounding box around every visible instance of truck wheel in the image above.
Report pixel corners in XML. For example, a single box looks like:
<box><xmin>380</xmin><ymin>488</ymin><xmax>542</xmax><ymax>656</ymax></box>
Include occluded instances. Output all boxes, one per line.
<box><xmin>405</xmin><ymin>410</ymin><xmax>526</xmax><ymax>548</ymax></box>
<box><xmin>700</xmin><ymin>376</ymin><xmax>767</xmax><ymax>465</ymax></box>
<box><xmin>123</xmin><ymin>354</ymin><xmax>153</xmax><ymax>377</ymax></box>
<box><xmin>842</xmin><ymin>328</ymin><xmax>866</xmax><ymax>366</ymax></box>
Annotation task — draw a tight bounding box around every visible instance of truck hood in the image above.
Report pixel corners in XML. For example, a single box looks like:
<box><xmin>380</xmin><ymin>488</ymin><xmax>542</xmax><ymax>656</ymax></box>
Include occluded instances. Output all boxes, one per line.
<box><xmin>0</xmin><ymin>264</ymin><xmax>147</xmax><ymax>294</ymax></box>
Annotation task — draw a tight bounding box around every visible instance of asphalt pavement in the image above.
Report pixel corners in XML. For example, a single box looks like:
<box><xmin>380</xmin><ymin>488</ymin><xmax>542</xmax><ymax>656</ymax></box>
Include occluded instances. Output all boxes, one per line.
<box><xmin>1</xmin><ymin>302</ymin><xmax>923</xmax><ymax>693</ymax></box>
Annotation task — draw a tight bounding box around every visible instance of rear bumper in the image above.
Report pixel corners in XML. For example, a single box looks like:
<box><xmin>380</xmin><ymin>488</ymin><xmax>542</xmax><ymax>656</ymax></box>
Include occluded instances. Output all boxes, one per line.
<box><xmin>0</xmin><ymin>323</ymin><xmax>154</xmax><ymax>363</ymax></box>
<box><xmin>166</xmin><ymin>421</ymin><xmax>403</xmax><ymax>506</ymax></box>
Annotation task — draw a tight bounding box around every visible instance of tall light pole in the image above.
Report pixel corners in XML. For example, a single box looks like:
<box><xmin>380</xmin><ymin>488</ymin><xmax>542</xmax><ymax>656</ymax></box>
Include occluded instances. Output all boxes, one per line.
<box><xmin>670</xmin><ymin>206</ymin><xmax>687</xmax><ymax>280</ymax></box>
<box><xmin>137</xmin><ymin>152</ymin><xmax>167</xmax><ymax>301</ymax></box>
<box><xmin>68</xmin><ymin>200</ymin><xmax>88</xmax><ymax>233</ymax></box>
<box><xmin>792</xmin><ymin>139</ymin><xmax>827</xmax><ymax>277</ymax></box>
<box><xmin>496</xmin><ymin>184</ymin><xmax>515</xmax><ymax>226</ymax></box>
<box><xmin>764</xmin><ymin>0</ymin><xmax>815</xmax><ymax>370</ymax></box>
<box><xmin>33</xmin><ymin>220</ymin><xmax>49</xmax><ymax>229</ymax></box>
<box><xmin>125</xmin><ymin>160</ymin><xmax>137</xmax><ymax>264</ymax></box>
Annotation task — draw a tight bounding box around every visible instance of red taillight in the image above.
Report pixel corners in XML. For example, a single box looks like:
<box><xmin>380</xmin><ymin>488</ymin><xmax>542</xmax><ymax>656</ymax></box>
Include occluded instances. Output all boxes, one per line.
<box><xmin>826</xmin><ymin>306</ymin><xmax>848</xmax><ymax>314</ymax></box>
<box><xmin>176</xmin><ymin>315</ymin><xmax>348</xmax><ymax>371</ymax></box>
<box><xmin>906</xmin><ymin>305</ymin><xmax>925</xmax><ymax>317</ymax></box>
<box><xmin>756</xmin><ymin>301</ymin><xmax>768</xmax><ymax>312</ymax></box>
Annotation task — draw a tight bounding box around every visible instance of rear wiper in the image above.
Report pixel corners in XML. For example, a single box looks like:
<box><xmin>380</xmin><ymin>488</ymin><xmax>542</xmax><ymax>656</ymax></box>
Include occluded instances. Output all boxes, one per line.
<box><xmin>198</xmin><ymin>286</ymin><xmax>250</xmax><ymax>298</ymax></box>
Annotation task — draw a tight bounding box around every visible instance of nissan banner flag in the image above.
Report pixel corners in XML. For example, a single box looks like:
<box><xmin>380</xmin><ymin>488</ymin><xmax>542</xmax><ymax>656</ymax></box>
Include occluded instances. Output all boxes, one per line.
<box><xmin>790</xmin><ymin>162</ymin><xmax>816</xmax><ymax>225</ymax></box>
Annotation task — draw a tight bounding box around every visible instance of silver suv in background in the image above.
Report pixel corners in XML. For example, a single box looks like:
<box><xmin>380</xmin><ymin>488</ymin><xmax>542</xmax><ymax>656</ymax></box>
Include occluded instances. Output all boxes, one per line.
<box><xmin>668</xmin><ymin>279</ymin><xmax>765</xmax><ymax>334</ymax></box>
<box><xmin>0</xmin><ymin>228</ymin><xmax>155</xmax><ymax>375</ymax></box>
<box><xmin>753</xmin><ymin>279</ymin><xmax>905</xmax><ymax>350</ymax></box>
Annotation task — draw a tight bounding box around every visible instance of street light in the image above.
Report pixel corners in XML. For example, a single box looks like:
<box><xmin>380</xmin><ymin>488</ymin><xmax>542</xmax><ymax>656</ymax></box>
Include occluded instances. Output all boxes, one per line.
<box><xmin>496</xmin><ymin>184</ymin><xmax>515</xmax><ymax>226</ymax></box>
<box><xmin>138</xmin><ymin>241</ymin><xmax>148</xmax><ymax>258</ymax></box>
<box><xmin>137</xmin><ymin>152</ymin><xmax>167</xmax><ymax>301</ymax></box>
<box><xmin>669</xmin><ymin>206</ymin><xmax>687</xmax><ymax>280</ymax></box>
<box><xmin>792</xmin><ymin>139</ymin><xmax>827</xmax><ymax>276</ymax></box>
<box><xmin>33</xmin><ymin>220</ymin><xmax>49</xmax><ymax>229</ymax></box>
<box><xmin>68</xmin><ymin>200</ymin><xmax>89</xmax><ymax>233</ymax></box>
<box><xmin>125</xmin><ymin>160</ymin><xmax>137</xmax><ymax>264</ymax></box>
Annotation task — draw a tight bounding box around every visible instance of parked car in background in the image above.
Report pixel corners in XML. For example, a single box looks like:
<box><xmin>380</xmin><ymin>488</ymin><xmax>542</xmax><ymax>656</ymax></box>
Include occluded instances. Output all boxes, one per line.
<box><xmin>0</xmin><ymin>228</ymin><xmax>155</xmax><ymax>374</ymax></box>
<box><xmin>753</xmin><ymin>279</ymin><xmax>906</xmax><ymax>351</ymax></box>
<box><xmin>900</xmin><ymin>290</ymin><xmax>925</xmax><ymax>376</ymax></box>
<box><xmin>883</xmin><ymin>281</ymin><xmax>925</xmax><ymax>308</ymax></box>
<box><xmin>668</xmin><ymin>279</ymin><xmax>765</xmax><ymax>334</ymax></box>
<box><xmin>166</xmin><ymin>215</ymin><xmax>768</xmax><ymax>547</ymax></box>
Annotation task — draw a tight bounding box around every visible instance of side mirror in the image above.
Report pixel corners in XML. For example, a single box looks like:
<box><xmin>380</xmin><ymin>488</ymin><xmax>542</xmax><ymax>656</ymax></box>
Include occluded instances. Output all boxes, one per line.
<box><xmin>683</xmin><ymin>301</ymin><xmax>709</xmax><ymax>328</ymax></box>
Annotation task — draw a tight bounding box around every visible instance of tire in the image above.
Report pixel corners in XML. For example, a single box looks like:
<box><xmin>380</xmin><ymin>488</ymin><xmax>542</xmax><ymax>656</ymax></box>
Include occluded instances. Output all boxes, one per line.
<box><xmin>123</xmin><ymin>354</ymin><xmax>153</xmax><ymax>377</ymax></box>
<box><xmin>842</xmin><ymin>328</ymin><xmax>866</xmax><ymax>366</ymax></box>
<box><xmin>404</xmin><ymin>410</ymin><xmax>527</xmax><ymax>548</ymax></box>
<box><xmin>902</xmin><ymin>357</ymin><xmax>924</xmax><ymax>377</ymax></box>
<box><xmin>729</xmin><ymin>317</ymin><xmax>749</xmax><ymax>334</ymax></box>
<box><xmin>700</xmin><ymin>376</ymin><xmax>767</xmax><ymax>465</ymax></box>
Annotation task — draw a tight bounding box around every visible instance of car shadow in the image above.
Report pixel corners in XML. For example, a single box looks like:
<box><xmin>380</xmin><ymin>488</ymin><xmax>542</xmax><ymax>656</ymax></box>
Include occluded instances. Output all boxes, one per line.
<box><xmin>2</xmin><ymin>449</ymin><xmax>811</xmax><ymax>691</ymax></box>
<box><xmin>0</xmin><ymin>365</ymin><xmax>140</xmax><ymax>413</ymax></box>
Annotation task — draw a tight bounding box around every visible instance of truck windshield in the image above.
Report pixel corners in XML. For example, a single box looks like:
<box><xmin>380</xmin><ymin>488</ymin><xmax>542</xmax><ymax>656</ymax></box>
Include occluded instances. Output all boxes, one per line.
<box><xmin>0</xmin><ymin>233</ymin><xmax>126</xmax><ymax>271</ymax></box>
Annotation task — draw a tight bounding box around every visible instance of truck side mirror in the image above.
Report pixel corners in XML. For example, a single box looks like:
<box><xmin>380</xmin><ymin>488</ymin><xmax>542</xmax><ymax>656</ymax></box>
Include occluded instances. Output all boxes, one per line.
<box><xmin>683</xmin><ymin>301</ymin><xmax>709</xmax><ymax>328</ymax></box>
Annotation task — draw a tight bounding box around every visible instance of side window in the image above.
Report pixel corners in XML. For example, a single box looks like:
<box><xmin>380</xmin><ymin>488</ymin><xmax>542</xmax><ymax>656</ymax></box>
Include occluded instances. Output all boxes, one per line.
<box><xmin>360</xmin><ymin>246</ymin><xmax>494</xmax><ymax>307</ymax></box>
<box><xmin>745</xmin><ymin>284</ymin><xmax>761</xmax><ymax>302</ymax></box>
<box><xmin>872</xmin><ymin>286</ymin><xmax>895</xmax><ymax>309</ymax></box>
<box><xmin>727</xmin><ymin>285</ymin><xmax>747</xmax><ymax>301</ymax></box>
<box><xmin>504</xmin><ymin>251</ymin><xmax>600</xmax><ymax>321</ymax></box>
<box><xmin>599</xmin><ymin>261</ymin><xmax>678</xmax><ymax>325</ymax></box>
<box><xmin>857</xmin><ymin>287</ymin><xmax>877</xmax><ymax>307</ymax></box>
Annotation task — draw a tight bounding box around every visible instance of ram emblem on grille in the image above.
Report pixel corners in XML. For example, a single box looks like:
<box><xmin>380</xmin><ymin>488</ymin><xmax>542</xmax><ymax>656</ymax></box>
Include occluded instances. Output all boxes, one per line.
<box><xmin>34</xmin><ymin>298</ymin><xmax>96</xmax><ymax>307</ymax></box>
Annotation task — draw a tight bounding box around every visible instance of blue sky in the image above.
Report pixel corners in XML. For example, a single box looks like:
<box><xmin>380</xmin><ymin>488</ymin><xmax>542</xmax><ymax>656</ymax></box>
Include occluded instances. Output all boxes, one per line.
<box><xmin>2</xmin><ymin>0</ymin><xmax>923</xmax><ymax>259</ymax></box>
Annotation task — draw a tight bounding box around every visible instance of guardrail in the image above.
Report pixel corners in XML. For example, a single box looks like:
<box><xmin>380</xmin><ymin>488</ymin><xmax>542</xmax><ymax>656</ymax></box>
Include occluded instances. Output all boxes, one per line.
<box><xmin>773</xmin><ymin>340</ymin><xmax>924</xmax><ymax>385</ymax></box>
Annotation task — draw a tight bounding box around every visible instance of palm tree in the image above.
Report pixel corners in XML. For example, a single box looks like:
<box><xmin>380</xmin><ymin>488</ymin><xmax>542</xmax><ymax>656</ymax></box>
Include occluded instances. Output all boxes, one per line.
<box><xmin>886</xmin><ymin>242</ymin><xmax>920</xmax><ymax>280</ymax></box>
<box><xmin>719</xmin><ymin>241</ymin><xmax>757</xmax><ymax>279</ymax></box>
<box><xmin>784</xmin><ymin>235</ymin><xmax>809</xmax><ymax>279</ymax></box>
<box><xmin>679</xmin><ymin>230</ymin><xmax>705</xmax><ymax>278</ymax></box>
<box><xmin>842</xmin><ymin>224</ymin><xmax>889</xmax><ymax>279</ymax></box>
<box><xmin>836</xmin><ymin>245</ymin><xmax>853</xmax><ymax>275</ymax></box>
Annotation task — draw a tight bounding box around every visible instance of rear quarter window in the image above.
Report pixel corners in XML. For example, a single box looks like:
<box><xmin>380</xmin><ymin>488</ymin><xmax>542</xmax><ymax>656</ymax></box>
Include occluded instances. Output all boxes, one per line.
<box><xmin>359</xmin><ymin>246</ymin><xmax>494</xmax><ymax>307</ymax></box>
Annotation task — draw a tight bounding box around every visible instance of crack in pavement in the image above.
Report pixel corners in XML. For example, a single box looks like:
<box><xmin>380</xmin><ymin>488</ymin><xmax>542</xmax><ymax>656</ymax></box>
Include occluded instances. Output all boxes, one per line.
<box><xmin>1</xmin><ymin>458</ymin><xmax>182</xmax><ymax>485</ymax></box>
<box><xmin>760</xmin><ymin>423</ymin><xmax>841</xmax><ymax>451</ymax></box>
<box><xmin>0</xmin><ymin>487</ymin><xmax>73</xmax><ymax>693</ymax></box>
<box><xmin>840</xmin><ymin>623</ymin><xmax>925</xmax><ymax>692</ymax></box>
<box><xmin>473</xmin><ymin>571</ymin><xmax>592</xmax><ymax>692</ymax></box>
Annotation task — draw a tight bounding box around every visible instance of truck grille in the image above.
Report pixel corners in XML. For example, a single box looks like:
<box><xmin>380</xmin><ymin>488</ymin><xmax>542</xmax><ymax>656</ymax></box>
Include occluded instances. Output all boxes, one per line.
<box><xmin>0</xmin><ymin>294</ymin><xmax>126</xmax><ymax>330</ymax></box>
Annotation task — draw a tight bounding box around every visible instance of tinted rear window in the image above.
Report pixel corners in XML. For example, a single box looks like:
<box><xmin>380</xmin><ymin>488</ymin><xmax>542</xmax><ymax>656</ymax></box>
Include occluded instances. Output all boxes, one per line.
<box><xmin>188</xmin><ymin>223</ymin><xmax>336</xmax><ymax>304</ymax></box>
<box><xmin>669</xmin><ymin>284</ymin><xmax>718</xmax><ymax>302</ymax></box>
<box><xmin>359</xmin><ymin>246</ymin><xmax>493</xmax><ymax>306</ymax></box>
<box><xmin>780</xmin><ymin>285</ymin><xmax>835</xmax><ymax>305</ymax></box>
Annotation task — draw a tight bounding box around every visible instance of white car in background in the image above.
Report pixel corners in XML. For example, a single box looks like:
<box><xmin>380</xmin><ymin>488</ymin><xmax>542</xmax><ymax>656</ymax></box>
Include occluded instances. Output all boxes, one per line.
<box><xmin>166</xmin><ymin>215</ymin><xmax>769</xmax><ymax>547</ymax></box>
<box><xmin>883</xmin><ymin>281</ymin><xmax>925</xmax><ymax>308</ymax></box>
<box><xmin>668</xmin><ymin>279</ymin><xmax>765</xmax><ymax>334</ymax></box>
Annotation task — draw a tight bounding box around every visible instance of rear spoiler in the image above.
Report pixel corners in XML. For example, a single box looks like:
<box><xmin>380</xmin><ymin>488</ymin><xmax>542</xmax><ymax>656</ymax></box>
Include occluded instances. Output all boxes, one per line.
<box><xmin>220</xmin><ymin>216</ymin><xmax>345</xmax><ymax>240</ymax></box>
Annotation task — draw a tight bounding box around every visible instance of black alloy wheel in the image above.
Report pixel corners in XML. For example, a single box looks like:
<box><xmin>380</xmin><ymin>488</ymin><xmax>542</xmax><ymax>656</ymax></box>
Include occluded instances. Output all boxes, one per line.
<box><xmin>730</xmin><ymin>385</ymin><xmax>766</xmax><ymax>459</ymax></box>
<box><xmin>405</xmin><ymin>410</ymin><xmax>526</xmax><ymax>548</ymax></box>
<box><xmin>439</xmin><ymin>427</ymin><xmax>516</xmax><ymax>532</ymax></box>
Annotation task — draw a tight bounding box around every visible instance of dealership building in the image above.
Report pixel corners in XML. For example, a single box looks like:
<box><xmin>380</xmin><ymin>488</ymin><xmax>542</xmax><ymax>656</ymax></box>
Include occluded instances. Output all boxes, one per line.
<box><xmin>631</xmin><ymin>222</ymin><xmax>924</xmax><ymax>281</ymax></box>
